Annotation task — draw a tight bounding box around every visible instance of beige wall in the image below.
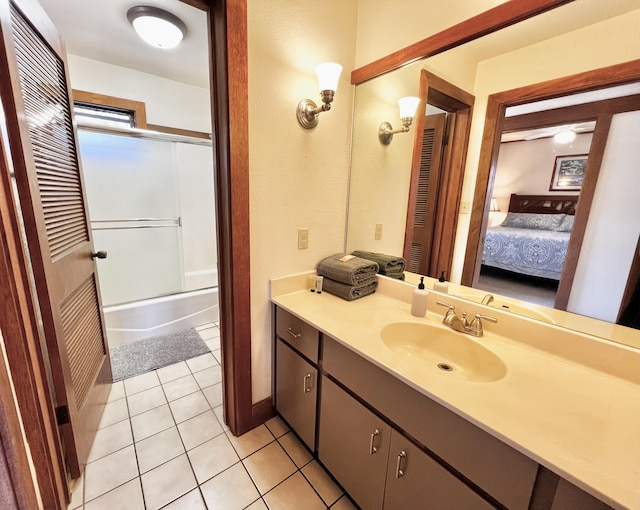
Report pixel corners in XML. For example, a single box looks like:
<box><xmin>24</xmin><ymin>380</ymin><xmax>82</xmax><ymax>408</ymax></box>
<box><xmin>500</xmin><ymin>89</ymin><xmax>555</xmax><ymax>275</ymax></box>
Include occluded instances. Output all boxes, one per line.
<box><xmin>247</xmin><ymin>0</ymin><xmax>358</xmax><ymax>402</ymax></box>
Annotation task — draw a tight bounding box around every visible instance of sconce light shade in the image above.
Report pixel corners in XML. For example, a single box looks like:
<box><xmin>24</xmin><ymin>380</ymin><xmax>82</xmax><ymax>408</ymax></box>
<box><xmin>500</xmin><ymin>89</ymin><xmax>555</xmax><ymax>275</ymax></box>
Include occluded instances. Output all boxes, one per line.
<box><xmin>490</xmin><ymin>198</ymin><xmax>500</xmax><ymax>212</ymax></box>
<box><xmin>379</xmin><ymin>96</ymin><xmax>421</xmax><ymax>145</ymax></box>
<box><xmin>398</xmin><ymin>96</ymin><xmax>420</xmax><ymax>120</ymax></box>
<box><xmin>127</xmin><ymin>6</ymin><xmax>188</xmax><ymax>49</ymax></box>
<box><xmin>297</xmin><ymin>62</ymin><xmax>343</xmax><ymax>129</ymax></box>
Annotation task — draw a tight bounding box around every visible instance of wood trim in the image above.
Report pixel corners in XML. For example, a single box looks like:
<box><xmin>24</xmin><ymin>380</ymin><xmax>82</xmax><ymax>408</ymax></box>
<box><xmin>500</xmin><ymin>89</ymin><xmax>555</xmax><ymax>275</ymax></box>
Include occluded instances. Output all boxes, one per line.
<box><xmin>72</xmin><ymin>89</ymin><xmax>148</xmax><ymax>128</ymax></box>
<box><xmin>618</xmin><ymin>236</ymin><xmax>640</xmax><ymax>325</ymax></box>
<box><xmin>207</xmin><ymin>0</ymin><xmax>255</xmax><ymax>436</ymax></box>
<box><xmin>146</xmin><ymin>124</ymin><xmax>211</xmax><ymax>139</ymax></box>
<box><xmin>351</xmin><ymin>0</ymin><xmax>575</xmax><ymax>85</ymax></box>
<box><xmin>461</xmin><ymin>61</ymin><xmax>640</xmax><ymax>292</ymax></box>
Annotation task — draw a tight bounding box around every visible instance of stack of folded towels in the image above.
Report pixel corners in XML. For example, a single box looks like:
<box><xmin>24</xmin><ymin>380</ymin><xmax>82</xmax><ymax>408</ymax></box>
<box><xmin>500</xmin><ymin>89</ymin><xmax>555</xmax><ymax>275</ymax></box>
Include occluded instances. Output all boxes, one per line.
<box><xmin>316</xmin><ymin>253</ymin><xmax>379</xmax><ymax>301</ymax></box>
<box><xmin>351</xmin><ymin>250</ymin><xmax>406</xmax><ymax>280</ymax></box>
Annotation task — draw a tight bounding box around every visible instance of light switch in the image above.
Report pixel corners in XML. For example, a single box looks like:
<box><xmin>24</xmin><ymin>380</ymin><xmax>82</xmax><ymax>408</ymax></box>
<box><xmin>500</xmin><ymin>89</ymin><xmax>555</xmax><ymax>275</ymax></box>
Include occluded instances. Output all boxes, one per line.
<box><xmin>460</xmin><ymin>201</ymin><xmax>470</xmax><ymax>214</ymax></box>
<box><xmin>298</xmin><ymin>228</ymin><xmax>309</xmax><ymax>250</ymax></box>
<box><xmin>375</xmin><ymin>223</ymin><xmax>383</xmax><ymax>240</ymax></box>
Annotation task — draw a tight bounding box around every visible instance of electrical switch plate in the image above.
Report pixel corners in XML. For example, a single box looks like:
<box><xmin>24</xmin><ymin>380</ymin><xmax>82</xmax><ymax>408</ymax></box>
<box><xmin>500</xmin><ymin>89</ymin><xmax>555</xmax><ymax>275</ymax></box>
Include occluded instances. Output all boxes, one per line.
<box><xmin>460</xmin><ymin>201</ymin><xmax>470</xmax><ymax>214</ymax></box>
<box><xmin>298</xmin><ymin>228</ymin><xmax>309</xmax><ymax>250</ymax></box>
<box><xmin>375</xmin><ymin>223</ymin><xmax>383</xmax><ymax>240</ymax></box>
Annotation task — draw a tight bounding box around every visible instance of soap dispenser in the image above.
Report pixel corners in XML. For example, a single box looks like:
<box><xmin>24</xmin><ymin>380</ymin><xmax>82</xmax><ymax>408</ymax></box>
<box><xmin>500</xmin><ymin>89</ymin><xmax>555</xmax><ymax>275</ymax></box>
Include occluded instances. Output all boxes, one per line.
<box><xmin>411</xmin><ymin>277</ymin><xmax>429</xmax><ymax>317</ymax></box>
<box><xmin>434</xmin><ymin>271</ymin><xmax>449</xmax><ymax>293</ymax></box>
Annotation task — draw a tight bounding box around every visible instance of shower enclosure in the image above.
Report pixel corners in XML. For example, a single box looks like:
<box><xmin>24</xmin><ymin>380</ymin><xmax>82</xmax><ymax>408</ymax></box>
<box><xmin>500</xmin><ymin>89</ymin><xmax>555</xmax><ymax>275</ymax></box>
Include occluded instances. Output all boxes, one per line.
<box><xmin>78</xmin><ymin>126</ymin><xmax>218</xmax><ymax>347</ymax></box>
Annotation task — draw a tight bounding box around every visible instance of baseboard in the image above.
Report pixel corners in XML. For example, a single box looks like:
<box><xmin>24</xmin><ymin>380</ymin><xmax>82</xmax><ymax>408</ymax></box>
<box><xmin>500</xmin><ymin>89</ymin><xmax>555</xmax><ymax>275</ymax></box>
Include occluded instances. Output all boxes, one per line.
<box><xmin>251</xmin><ymin>397</ymin><xmax>276</xmax><ymax>428</ymax></box>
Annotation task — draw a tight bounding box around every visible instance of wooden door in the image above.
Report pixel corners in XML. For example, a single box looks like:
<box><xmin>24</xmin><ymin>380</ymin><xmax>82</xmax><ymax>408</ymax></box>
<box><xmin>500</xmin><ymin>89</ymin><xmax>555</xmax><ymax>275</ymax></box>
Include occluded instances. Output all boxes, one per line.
<box><xmin>403</xmin><ymin>113</ymin><xmax>446</xmax><ymax>276</ymax></box>
<box><xmin>318</xmin><ymin>376</ymin><xmax>391</xmax><ymax>510</ymax></box>
<box><xmin>0</xmin><ymin>0</ymin><xmax>111</xmax><ymax>478</ymax></box>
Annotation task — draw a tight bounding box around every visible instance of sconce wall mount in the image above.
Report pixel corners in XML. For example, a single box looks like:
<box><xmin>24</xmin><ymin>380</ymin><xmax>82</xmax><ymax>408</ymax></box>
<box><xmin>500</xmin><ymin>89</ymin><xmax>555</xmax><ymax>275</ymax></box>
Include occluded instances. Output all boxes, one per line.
<box><xmin>378</xmin><ymin>96</ymin><xmax>421</xmax><ymax>145</ymax></box>
<box><xmin>297</xmin><ymin>63</ymin><xmax>342</xmax><ymax>129</ymax></box>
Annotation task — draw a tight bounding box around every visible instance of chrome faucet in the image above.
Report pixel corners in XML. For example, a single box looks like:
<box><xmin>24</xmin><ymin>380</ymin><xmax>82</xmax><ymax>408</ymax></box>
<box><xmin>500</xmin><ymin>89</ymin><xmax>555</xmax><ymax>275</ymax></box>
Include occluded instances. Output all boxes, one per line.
<box><xmin>481</xmin><ymin>293</ymin><xmax>494</xmax><ymax>305</ymax></box>
<box><xmin>436</xmin><ymin>301</ymin><xmax>497</xmax><ymax>337</ymax></box>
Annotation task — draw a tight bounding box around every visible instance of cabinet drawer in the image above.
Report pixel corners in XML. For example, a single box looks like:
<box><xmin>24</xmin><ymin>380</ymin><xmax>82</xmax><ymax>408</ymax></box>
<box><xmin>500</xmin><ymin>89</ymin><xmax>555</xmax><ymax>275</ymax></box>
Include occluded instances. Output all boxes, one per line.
<box><xmin>323</xmin><ymin>336</ymin><xmax>537</xmax><ymax>510</ymax></box>
<box><xmin>275</xmin><ymin>339</ymin><xmax>317</xmax><ymax>449</ymax></box>
<box><xmin>276</xmin><ymin>307</ymin><xmax>319</xmax><ymax>363</ymax></box>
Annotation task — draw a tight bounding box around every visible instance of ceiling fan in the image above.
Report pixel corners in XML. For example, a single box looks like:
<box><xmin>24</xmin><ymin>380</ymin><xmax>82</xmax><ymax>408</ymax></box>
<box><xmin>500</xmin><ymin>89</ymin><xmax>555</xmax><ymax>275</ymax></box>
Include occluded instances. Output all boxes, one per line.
<box><xmin>523</xmin><ymin>122</ymin><xmax>595</xmax><ymax>142</ymax></box>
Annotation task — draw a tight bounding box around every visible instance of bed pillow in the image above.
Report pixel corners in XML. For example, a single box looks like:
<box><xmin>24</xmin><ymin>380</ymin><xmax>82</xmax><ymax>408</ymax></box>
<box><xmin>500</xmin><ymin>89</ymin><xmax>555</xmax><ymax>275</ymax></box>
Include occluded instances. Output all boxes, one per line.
<box><xmin>499</xmin><ymin>212</ymin><xmax>565</xmax><ymax>231</ymax></box>
<box><xmin>554</xmin><ymin>214</ymin><xmax>575</xmax><ymax>232</ymax></box>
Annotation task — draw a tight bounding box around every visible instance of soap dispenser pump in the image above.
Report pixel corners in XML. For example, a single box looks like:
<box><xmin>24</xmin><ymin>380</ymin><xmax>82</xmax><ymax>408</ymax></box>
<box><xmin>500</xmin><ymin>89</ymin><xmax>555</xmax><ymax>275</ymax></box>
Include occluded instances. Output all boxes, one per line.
<box><xmin>434</xmin><ymin>271</ymin><xmax>449</xmax><ymax>293</ymax></box>
<box><xmin>411</xmin><ymin>277</ymin><xmax>428</xmax><ymax>317</ymax></box>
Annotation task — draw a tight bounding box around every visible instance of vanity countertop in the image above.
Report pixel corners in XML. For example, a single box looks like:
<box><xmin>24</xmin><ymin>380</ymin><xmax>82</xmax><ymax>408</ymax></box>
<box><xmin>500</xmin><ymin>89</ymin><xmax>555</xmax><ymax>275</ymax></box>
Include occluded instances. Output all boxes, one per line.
<box><xmin>271</xmin><ymin>272</ymin><xmax>640</xmax><ymax>510</ymax></box>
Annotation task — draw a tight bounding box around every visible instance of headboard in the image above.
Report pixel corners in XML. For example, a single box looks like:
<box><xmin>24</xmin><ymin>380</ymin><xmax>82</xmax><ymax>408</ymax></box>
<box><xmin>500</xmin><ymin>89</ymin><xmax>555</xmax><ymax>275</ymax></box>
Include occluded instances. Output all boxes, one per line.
<box><xmin>508</xmin><ymin>193</ymin><xmax>578</xmax><ymax>215</ymax></box>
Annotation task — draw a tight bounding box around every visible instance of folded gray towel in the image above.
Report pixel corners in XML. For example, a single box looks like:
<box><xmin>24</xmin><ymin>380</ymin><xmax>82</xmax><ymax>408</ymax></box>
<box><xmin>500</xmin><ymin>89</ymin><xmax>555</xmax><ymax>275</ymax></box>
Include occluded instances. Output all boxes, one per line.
<box><xmin>322</xmin><ymin>277</ymin><xmax>377</xmax><ymax>301</ymax></box>
<box><xmin>317</xmin><ymin>253</ymin><xmax>379</xmax><ymax>286</ymax></box>
<box><xmin>351</xmin><ymin>251</ymin><xmax>405</xmax><ymax>274</ymax></box>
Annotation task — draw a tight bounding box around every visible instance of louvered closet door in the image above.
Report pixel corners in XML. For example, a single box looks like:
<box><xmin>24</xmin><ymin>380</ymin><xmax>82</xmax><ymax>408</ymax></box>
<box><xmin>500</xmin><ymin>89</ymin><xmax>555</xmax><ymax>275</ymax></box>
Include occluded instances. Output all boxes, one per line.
<box><xmin>404</xmin><ymin>114</ymin><xmax>446</xmax><ymax>275</ymax></box>
<box><xmin>0</xmin><ymin>0</ymin><xmax>111</xmax><ymax>478</ymax></box>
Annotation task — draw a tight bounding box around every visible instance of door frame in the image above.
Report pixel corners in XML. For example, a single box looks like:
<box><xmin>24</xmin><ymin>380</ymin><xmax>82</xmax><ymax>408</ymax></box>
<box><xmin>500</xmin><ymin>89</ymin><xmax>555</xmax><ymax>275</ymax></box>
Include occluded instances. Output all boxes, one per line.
<box><xmin>460</xmin><ymin>61</ymin><xmax>640</xmax><ymax>304</ymax></box>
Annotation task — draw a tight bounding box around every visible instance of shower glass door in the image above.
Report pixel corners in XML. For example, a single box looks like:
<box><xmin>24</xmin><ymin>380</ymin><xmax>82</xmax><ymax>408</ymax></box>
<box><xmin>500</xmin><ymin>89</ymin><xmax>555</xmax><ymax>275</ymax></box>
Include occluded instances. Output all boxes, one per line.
<box><xmin>78</xmin><ymin>130</ymin><xmax>182</xmax><ymax>307</ymax></box>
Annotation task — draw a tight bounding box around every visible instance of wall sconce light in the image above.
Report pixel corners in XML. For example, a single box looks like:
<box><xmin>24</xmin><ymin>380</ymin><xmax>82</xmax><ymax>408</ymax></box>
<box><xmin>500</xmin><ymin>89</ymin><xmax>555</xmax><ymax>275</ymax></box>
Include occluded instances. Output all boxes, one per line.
<box><xmin>297</xmin><ymin>62</ymin><xmax>343</xmax><ymax>129</ymax></box>
<box><xmin>490</xmin><ymin>198</ymin><xmax>500</xmax><ymax>212</ymax></box>
<box><xmin>127</xmin><ymin>6</ymin><xmax>188</xmax><ymax>49</ymax></box>
<box><xmin>378</xmin><ymin>96</ymin><xmax>421</xmax><ymax>145</ymax></box>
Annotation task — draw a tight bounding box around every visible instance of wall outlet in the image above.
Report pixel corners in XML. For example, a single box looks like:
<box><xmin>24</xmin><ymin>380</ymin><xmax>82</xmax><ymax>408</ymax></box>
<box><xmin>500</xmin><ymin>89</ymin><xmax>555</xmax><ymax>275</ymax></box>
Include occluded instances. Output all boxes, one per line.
<box><xmin>298</xmin><ymin>228</ymin><xmax>309</xmax><ymax>250</ymax></box>
<box><xmin>375</xmin><ymin>223</ymin><xmax>383</xmax><ymax>240</ymax></box>
<box><xmin>460</xmin><ymin>201</ymin><xmax>470</xmax><ymax>214</ymax></box>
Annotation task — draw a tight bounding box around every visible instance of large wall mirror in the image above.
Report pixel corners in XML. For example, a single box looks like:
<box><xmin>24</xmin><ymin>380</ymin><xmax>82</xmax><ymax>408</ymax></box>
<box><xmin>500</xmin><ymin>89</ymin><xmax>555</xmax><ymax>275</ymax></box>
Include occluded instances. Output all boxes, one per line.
<box><xmin>346</xmin><ymin>0</ymin><xmax>640</xmax><ymax>345</ymax></box>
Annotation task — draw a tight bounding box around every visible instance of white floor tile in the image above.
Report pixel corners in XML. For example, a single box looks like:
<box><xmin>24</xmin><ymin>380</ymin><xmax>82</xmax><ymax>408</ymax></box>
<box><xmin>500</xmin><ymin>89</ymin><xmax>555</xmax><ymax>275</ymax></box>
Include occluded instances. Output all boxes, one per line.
<box><xmin>187</xmin><ymin>434</ymin><xmax>240</xmax><ymax>484</ymax></box>
<box><xmin>263</xmin><ymin>471</ymin><xmax>326</xmax><ymax>510</ymax></box>
<box><xmin>213</xmin><ymin>405</ymin><xmax>229</xmax><ymax>431</ymax></box>
<box><xmin>130</xmin><ymin>404</ymin><xmax>175</xmax><ymax>442</ymax></box>
<box><xmin>200</xmin><ymin>463</ymin><xmax>260</xmax><ymax>510</ymax></box>
<box><xmin>156</xmin><ymin>361</ymin><xmax>191</xmax><ymax>384</ymax></box>
<box><xmin>226</xmin><ymin>425</ymin><xmax>274</xmax><ymax>459</ymax></box>
<box><xmin>169</xmin><ymin>391</ymin><xmax>210</xmax><ymax>424</ymax></box>
<box><xmin>186</xmin><ymin>353</ymin><xmax>217</xmax><ymax>373</ymax></box>
<box><xmin>265</xmin><ymin>416</ymin><xmax>289</xmax><ymax>438</ymax></box>
<box><xmin>212</xmin><ymin>349</ymin><xmax>222</xmax><ymax>364</ymax></box>
<box><xmin>205</xmin><ymin>339</ymin><xmax>220</xmax><ymax>352</ymax></box>
<box><xmin>67</xmin><ymin>473</ymin><xmax>83</xmax><ymax>510</ymax></box>
<box><xmin>162</xmin><ymin>374</ymin><xmax>200</xmax><ymax>401</ymax></box>
<box><xmin>302</xmin><ymin>460</ymin><xmax>342</xmax><ymax>506</ymax></box>
<box><xmin>123</xmin><ymin>371</ymin><xmax>160</xmax><ymax>396</ymax></box>
<box><xmin>197</xmin><ymin>326</ymin><xmax>219</xmax><ymax>341</ymax></box>
<box><xmin>202</xmin><ymin>382</ymin><xmax>223</xmax><ymax>408</ymax></box>
<box><xmin>83</xmin><ymin>445</ymin><xmax>138</xmax><ymax>502</ymax></box>
<box><xmin>243</xmin><ymin>442</ymin><xmax>297</xmax><ymax>495</ymax></box>
<box><xmin>140</xmin><ymin>454</ymin><xmax>197</xmax><ymax>510</ymax></box>
<box><xmin>106</xmin><ymin>381</ymin><xmax>125</xmax><ymax>403</ymax></box>
<box><xmin>331</xmin><ymin>495</ymin><xmax>358</xmax><ymax>509</ymax></box>
<box><xmin>193</xmin><ymin>365</ymin><xmax>222</xmax><ymax>389</ymax></box>
<box><xmin>245</xmin><ymin>499</ymin><xmax>269</xmax><ymax>510</ymax></box>
<box><xmin>98</xmin><ymin>398</ymin><xmax>129</xmax><ymax>429</ymax></box>
<box><xmin>87</xmin><ymin>419</ymin><xmax>133</xmax><ymax>463</ymax></box>
<box><xmin>83</xmin><ymin>478</ymin><xmax>144</xmax><ymax>510</ymax></box>
<box><xmin>135</xmin><ymin>426</ymin><xmax>185</xmax><ymax>474</ymax></box>
<box><xmin>177</xmin><ymin>410</ymin><xmax>224</xmax><ymax>450</ymax></box>
<box><xmin>161</xmin><ymin>488</ymin><xmax>207</xmax><ymax>510</ymax></box>
<box><xmin>278</xmin><ymin>432</ymin><xmax>312</xmax><ymax>468</ymax></box>
<box><xmin>126</xmin><ymin>385</ymin><xmax>167</xmax><ymax>416</ymax></box>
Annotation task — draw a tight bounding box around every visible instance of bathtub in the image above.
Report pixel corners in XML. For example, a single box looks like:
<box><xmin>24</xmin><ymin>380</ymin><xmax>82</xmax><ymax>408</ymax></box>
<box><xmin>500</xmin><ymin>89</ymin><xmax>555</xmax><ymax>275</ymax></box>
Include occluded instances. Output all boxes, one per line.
<box><xmin>103</xmin><ymin>287</ymin><xmax>219</xmax><ymax>348</ymax></box>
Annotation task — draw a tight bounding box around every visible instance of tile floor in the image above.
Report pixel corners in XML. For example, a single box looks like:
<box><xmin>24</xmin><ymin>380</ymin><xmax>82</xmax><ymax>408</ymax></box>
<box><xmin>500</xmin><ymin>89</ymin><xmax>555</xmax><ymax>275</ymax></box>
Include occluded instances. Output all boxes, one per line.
<box><xmin>68</xmin><ymin>323</ymin><xmax>355</xmax><ymax>510</ymax></box>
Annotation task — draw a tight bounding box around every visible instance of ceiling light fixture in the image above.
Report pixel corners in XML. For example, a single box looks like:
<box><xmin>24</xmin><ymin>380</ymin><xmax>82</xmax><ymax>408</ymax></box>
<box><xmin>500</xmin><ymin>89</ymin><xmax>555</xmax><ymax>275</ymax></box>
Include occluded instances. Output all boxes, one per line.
<box><xmin>553</xmin><ymin>130</ymin><xmax>576</xmax><ymax>144</ymax></box>
<box><xmin>378</xmin><ymin>96</ymin><xmax>421</xmax><ymax>145</ymax></box>
<box><xmin>127</xmin><ymin>6</ymin><xmax>188</xmax><ymax>49</ymax></box>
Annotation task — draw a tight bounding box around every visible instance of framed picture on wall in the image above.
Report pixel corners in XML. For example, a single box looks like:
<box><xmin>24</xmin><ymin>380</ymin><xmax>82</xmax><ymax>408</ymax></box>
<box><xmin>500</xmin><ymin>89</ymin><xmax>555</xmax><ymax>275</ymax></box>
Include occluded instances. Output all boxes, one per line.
<box><xmin>549</xmin><ymin>154</ymin><xmax>588</xmax><ymax>191</ymax></box>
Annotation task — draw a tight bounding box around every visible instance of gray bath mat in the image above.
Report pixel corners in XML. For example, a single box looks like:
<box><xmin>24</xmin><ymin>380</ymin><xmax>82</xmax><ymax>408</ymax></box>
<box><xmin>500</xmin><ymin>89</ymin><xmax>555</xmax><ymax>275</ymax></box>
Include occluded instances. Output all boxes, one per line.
<box><xmin>110</xmin><ymin>328</ymin><xmax>210</xmax><ymax>381</ymax></box>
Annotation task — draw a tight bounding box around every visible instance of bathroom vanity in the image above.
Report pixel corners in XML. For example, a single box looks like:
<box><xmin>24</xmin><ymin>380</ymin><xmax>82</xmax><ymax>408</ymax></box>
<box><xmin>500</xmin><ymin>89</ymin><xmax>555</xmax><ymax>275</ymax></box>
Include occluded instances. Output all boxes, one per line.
<box><xmin>271</xmin><ymin>273</ymin><xmax>640</xmax><ymax>510</ymax></box>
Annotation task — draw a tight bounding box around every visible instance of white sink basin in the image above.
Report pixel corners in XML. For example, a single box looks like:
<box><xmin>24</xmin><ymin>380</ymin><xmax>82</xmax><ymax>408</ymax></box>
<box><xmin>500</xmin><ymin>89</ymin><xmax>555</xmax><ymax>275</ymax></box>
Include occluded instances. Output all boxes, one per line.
<box><xmin>380</xmin><ymin>321</ymin><xmax>506</xmax><ymax>382</ymax></box>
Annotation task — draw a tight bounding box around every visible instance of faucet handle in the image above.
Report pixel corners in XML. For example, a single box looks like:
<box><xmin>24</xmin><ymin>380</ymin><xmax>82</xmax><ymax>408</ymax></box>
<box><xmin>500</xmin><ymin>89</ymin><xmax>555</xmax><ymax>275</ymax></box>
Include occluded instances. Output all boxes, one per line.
<box><xmin>468</xmin><ymin>314</ymin><xmax>498</xmax><ymax>337</ymax></box>
<box><xmin>436</xmin><ymin>301</ymin><xmax>455</xmax><ymax>312</ymax></box>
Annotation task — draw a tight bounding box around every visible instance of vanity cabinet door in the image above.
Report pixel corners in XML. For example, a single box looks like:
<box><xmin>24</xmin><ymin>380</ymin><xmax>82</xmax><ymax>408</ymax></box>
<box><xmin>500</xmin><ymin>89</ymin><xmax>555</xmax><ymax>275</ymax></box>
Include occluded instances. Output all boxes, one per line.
<box><xmin>384</xmin><ymin>430</ymin><xmax>496</xmax><ymax>510</ymax></box>
<box><xmin>551</xmin><ymin>479</ymin><xmax>614</xmax><ymax>510</ymax></box>
<box><xmin>275</xmin><ymin>338</ymin><xmax>317</xmax><ymax>449</ymax></box>
<box><xmin>318</xmin><ymin>376</ymin><xmax>391</xmax><ymax>510</ymax></box>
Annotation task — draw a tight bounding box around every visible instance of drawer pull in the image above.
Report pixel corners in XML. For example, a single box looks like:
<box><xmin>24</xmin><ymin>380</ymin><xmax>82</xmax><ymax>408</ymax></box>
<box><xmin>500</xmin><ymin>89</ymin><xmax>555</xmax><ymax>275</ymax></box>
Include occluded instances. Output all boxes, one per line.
<box><xmin>395</xmin><ymin>450</ymin><xmax>407</xmax><ymax>478</ymax></box>
<box><xmin>303</xmin><ymin>373</ymin><xmax>312</xmax><ymax>393</ymax></box>
<box><xmin>369</xmin><ymin>429</ymin><xmax>380</xmax><ymax>455</ymax></box>
<box><xmin>286</xmin><ymin>327</ymin><xmax>302</xmax><ymax>339</ymax></box>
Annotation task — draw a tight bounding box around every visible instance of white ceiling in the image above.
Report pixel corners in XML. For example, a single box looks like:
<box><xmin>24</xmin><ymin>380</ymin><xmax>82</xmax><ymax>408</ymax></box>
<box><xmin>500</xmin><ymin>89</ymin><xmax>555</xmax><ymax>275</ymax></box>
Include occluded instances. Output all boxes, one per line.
<box><xmin>37</xmin><ymin>0</ymin><xmax>210</xmax><ymax>88</ymax></box>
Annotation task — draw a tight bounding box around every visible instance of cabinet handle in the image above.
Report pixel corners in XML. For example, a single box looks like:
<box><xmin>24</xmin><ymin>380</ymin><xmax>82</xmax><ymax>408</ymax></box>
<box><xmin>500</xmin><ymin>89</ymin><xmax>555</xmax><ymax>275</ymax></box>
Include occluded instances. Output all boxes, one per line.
<box><xmin>303</xmin><ymin>373</ymin><xmax>312</xmax><ymax>393</ymax></box>
<box><xmin>287</xmin><ymin>327</ymin><xmax>302</xmax><ymax>339</ymax></box>
<box><xmin>369</xmin><ymin>429</ymin><xmax>380</xmax><ymax>455</ymax></box>
<box><xmin>395</xmin><ymin>450</ymin><xmax>407</xmax><ymax>478</ymax></box>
